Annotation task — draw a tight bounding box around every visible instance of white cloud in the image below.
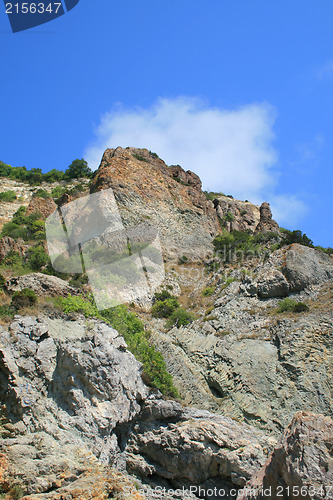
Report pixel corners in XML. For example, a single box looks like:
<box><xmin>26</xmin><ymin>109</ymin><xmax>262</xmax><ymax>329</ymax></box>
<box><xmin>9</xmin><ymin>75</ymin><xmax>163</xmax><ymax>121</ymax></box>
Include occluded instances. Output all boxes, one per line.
<box><xmin>270</xmin><ymin>194</ymin><xmax>308</xmax><ymax>228</ymax></box>
<box><xmin>84</xmin><ymin>97</ymin><xmax>306</xmax><ymax>226</ymax></box>
<box><xmin>85</xmin><ymin>97</ymin><xmax>278</xmax><ymax>201</ymax></box>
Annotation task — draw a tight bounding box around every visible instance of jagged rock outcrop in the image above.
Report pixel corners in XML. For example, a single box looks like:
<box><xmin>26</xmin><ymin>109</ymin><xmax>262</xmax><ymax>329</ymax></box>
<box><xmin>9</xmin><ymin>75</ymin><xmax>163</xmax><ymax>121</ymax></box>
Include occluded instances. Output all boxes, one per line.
<box><xmin>213</xmin><ymin>196</ymin><xmax>260</xmax><ymax>232</ymax></box>
<box><xmin>238</xmin><ymin>412</ymin><xmax>333</xmax><ymax>500</ymax></box>
<box><xmin>4</xmin><ymin>272</ymin><xmax>77</xmax><ymax>297</ymax></box>
<box><xmin>255</xmin><ymin>202</ymin><xmax>280</xmax><ymax>234</ymax></box>
<box><xmin>0</xmin><ymin>236</ymin><xmax>28</xmax><ymax>264</ymax></box>
<box><xmin>89</xmin><ymin>147</ymin><xmax>219</xmax><ymax>260</ymax></box>
<box><xmin>26</xmin><ymin>196</ymin><xmax>57</xmax><ymax>219</ymax></box>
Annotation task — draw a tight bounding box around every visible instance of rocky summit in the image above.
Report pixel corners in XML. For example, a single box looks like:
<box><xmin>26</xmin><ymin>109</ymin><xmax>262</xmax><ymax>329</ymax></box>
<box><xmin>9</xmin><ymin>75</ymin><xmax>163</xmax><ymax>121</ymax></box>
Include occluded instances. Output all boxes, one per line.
<box><xmin>0</xmin><ymin>148</ymin><xmax>332</xmax><ymax>499</ymax></box>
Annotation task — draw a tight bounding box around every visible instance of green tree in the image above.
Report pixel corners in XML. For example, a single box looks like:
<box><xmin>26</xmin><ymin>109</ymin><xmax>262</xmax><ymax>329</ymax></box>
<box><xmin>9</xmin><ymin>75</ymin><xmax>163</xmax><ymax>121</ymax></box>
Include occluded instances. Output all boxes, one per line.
<box><xmin>64</xmin><ymin>159</ymin><xmax>92</xmax><ymax>179</ymax></box>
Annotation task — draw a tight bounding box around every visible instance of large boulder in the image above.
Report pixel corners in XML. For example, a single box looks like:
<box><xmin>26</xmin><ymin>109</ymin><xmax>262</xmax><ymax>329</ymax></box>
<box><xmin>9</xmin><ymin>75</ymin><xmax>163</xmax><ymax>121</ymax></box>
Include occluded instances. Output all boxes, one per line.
<box><xmin>4</xmin><ymin>272</ymin><xmax>77</xmax><ymax>297</ymax></box>
<box><xmin>0</xmin><ymin>316</ymin><xmax>148</xmax><ymax>495</ymax></box>
<box><xmin>238</xmin><ymin>412</ymin><xmax>333</xmax><ymax>500</ymax></box>
<box><xmin>282</xmin><ymin>244</ymin><xmax>333</xmax><ymax>292</ymax></box>
<box><xmin>126</xmin><ymin>399</ymin><xmax>276</xmax><ymax>493</ymax></box>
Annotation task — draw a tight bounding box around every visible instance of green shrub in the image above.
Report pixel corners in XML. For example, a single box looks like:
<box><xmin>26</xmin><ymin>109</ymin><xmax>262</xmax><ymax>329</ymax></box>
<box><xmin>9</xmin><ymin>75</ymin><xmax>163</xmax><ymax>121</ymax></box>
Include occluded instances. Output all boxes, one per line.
<box><xmin>292</xmin><ymin>302</ymin><xmax>310</xmax><ymax>313</ymax></box>
<box><xmin>213</xmin><ymin>230</ymin><xmax>277</xmax><ymax>263</ymax></box>
<box><xmin>178</xmin><ymin>255</ymin><xmax>188</xmax><ymax>264</ymax></box>
<box><xmin>0</xmin><ymin>159</ymin><xmax>90</xmax><ymax>185</ymax></box>
<box><xmin>132</xmin><ymin>153</ymin><xmax>148</xmax><ymax>163</ymax></box>
<box><xmin>165</xmin><ymin>307</ymin><xmax>196</xmax><ymax>329</ymax></box>
<box><xmin>69</xmin><ymin>273</ymin><xmax>89</xmax><ymax>288</ymax></box>
<box><xmin>202</xmin><ymin>286</ymin><xmax>214</xmax><ymax>296</ymax></box>
<box><xmin>277</xmin><ymin>298</ymin><xmax>309</xmax><ymax>313</ymax></box>
<box><xmin>0</xmin><ymin>304</ymin><xmax>15</xmax><ymax>322</ymax></box>
<box><xmin>0</xmin><ymin>208</ymin><xmax>46</xmax><ymax>242</ymax></box>
<box><xmin>0</xmin><ymin>274</ymin><xmax>5</xmax><ymax>289</ymax></box>
<box><xmin>32</xmin><ymin>188</ymin><xmax>51</xmax><ymax>199</ymax></box>
<box><xmin>280</xmin><ymin>228</ymin><xmax>313</xmax><ymax>248</ymax></box>
<box><xmin>153</xmin><ymin>290</ymin><xmax>173</xmax><ymax>302</ymax></box>
<box><xmin>57</xmin><ymin>294</ymin><xmax>99</xmax><ymax>317</ymax></box>
<box><xmin>151</xmin><ymin>297</ymin><xmax>179</xmax><ymax>318</ymax></box>
<box><xmin>203</xmin><ymin>191</ymin><xmax>226</xmax><ymax>201</ymax></box>
<box><xmin>26</xmin><ymin>245</ymin><xmax>49</xmax><ymax>271</ymax></box>
<box><xmin>315</xmin><ymin>246</ymin><xmax>333</xmax><ymax>256</ymax></box>
<box><xmin>11</xmin><ymin>288</ymin><xmax>38</xmax><ymax>310</ymax></box>
<box><xmin>0</xmin><ymin>190</ymin><xmax>17</xmax><ymax>202</ymax></box>
<box><xmin>46</xmin><ymin>293</ymin><xmax>179</xmax><ymax>397</ymax></box>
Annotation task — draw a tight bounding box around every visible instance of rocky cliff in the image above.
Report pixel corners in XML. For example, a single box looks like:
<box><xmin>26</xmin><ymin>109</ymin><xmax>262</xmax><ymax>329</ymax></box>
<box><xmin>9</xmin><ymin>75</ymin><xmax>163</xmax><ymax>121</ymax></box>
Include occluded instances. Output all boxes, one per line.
<box><xmin>0</xmin><ymin>148</ymin><xmax>332</xmax><ymax>499</ymax></box>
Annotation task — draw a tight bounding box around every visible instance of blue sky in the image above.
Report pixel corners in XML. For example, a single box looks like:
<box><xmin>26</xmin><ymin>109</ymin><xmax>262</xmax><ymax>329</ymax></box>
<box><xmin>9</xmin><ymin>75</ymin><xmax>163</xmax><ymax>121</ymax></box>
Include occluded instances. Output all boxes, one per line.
<box><xmin>0</xmin><ymin>0</ymin><xmax>332</xmax><ymax>246</ymax></box>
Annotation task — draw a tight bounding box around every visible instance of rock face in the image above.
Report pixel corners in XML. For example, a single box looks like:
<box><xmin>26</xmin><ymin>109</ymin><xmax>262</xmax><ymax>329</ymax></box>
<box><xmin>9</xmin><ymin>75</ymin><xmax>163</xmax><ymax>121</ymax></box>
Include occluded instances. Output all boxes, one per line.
<box><xmin>90</xmin><ymin>147</ymin><xmax>219</xmax><ymax>260</ymax></box>
<box><xmin>239</xmin><ymin>412</ymin><xmax>333</xmax><ymax>500</ymax></box>
<box><xmin>0</xmin><ymin>315</ymin><xmax>148</xmax><ymax>495</ymax></box>
<box><xmin>126</xmin><ymin>399</ymin><xmax>276</xmax><ymax>493</ymax></box>
<box><xmin>0</xmin><ymin>315</ymin><xmax>278</xmax><ymax>499</ymax></box>
<box><xmin>213</xmin><ymin>196</ymin><xmax>261</xmax><ymax>233</ymax></box>
<box><xmin>4</xmin><ymin>272</ymin><xmax>77</xmax><ymax>297</ymax></box>
<box><xmin>0</xmin><ymin>236</ymin><xmax>28</xmax><ymax>264</ymax></box>
<box><xmin>241</xmin><ymin>244</ymin><xmax>333</xmax><ymax>299</ymax></box>
<box><xmin>26</xmin><ymin>196</ymin><xmax>57</xmax><ymax>219</ymax></box>
<box><xmin>255</xmin><ymin>202</ymin><xmax>280</xmax><ymax>234</ymax></box>
<box><xmin>149</xmin><ymin>273</ymin><xmax>333</xmax><ymax>435</ymax></box>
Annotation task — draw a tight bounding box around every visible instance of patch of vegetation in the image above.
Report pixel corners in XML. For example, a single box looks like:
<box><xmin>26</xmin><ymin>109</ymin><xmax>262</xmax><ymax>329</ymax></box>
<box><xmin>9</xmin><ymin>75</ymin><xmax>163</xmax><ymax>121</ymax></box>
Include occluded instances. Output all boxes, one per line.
<box><xmin>279</xmin><ymin>228</ymin><xmax>313</xmax><ymax>248</ymax></box>
<box><xmin>0</xmin><ymin>158</ymin><xmax>92</xmax><ymax>186</ymax></box>
<box><xmin>0</xmin><ymin>274</ymin><xmax>5</xmax><ymax>290</ymax></box>
<box><xmin>174</xmin><ymin>176</ymin><xmax>190</xmax><ymax>186</ymax></box>
<box><xmin>165</xmin><ymin>307</ymin><xmax>196</xmax><ymax>329</ymax></box>
<box><xmin>132</xmin><ymin>153</ymin><xmax>148</xmax><ymax>163</ymax></box>
<box><xmin>56</xmin><ymin>294</ymin><xmax>178</xmax><ymax>397</ymax></box>
<box><xmin>203</xmin><ymin>191</ymin><xmax>226</xmax><ymax>201</ymax></box>
<box><xmin>213</xmin><ymin>230</ymin><xmax>279</xmax><ymax>263</ymax></box>
<box><xmin>32</xmin><ymin>188</ymin><xmax>51</xmax><ymax>199</ymax></box>
<box><xmin>202</xmin><ymin>286</ymin><xmax>214</xmax><ymax>297</ymax></box>
<box><xmin>69</xmin><ymin>273</ymin><xmax>89</xmax><ymax>288</ymax></box>
<box><xmin>149</xmin><ymin>151</ymin><xmax>159</xmax><ymax>159</ymax></box>
<box><xmin>315</xmin><ymin>246</ymin><xmax>333</xmax><ymax>256</ymax></box>
<box><xmin>219</xmin><ymin>211</ymin><xmax>235</xmax><ymax>227</ymax></box>
<box><xmin>0</xmin><ymin>190</ymin><xmax>17</xmax><ymax>202</ymax></box>
<box><xmin>152</xmin><ymin>296</ymin><xmax>180</xmax><ymax>318</ymax></box>
<box><xmin>178</xmin><ymin>255</ymin><xmax>188</xmax><ymax>264</ymax></box>
<box><xmin>11</xmin><ymin>288</ymin><xmax>38</xmax><ymax>310</ymax></box>
<box><xmin>276</xmin><ymin>297</ymin><xmax>309</xmax><ymax>313</ymax></box>
<box><xmin>0</xmin><ymin>206</ymin><xmax>46</xmax><ymax>242</ymax></box>
<box><xmin>26</xmin><ymin>245</ymin><xmax>49</xmax><ymax>271</ymax></box>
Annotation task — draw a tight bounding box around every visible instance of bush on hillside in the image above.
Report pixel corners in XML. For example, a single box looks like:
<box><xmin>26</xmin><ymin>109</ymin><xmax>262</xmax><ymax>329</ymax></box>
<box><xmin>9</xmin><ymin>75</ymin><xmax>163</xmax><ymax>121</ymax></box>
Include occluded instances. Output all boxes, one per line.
<box><xmin>0</xmin><ymin>274</ymin><xmax>5</xmax><ymax>290</ymax></box>
<box><xmin>151</xmin><ymin>297</ymin><xmax>179</xmax><ymax>318</ymax></box>
<box><xmin>165</xmin><ymin>307</ymin><xmax>196</xmax><ymax>329</ymax></box>
<box><xmin>277</xmin><ymin>297</ymin><xmax>309</xmax><ymax>313</ymax></box>
<box><xmin>279</xmin><ymin>228</ymin><xmax>313</xmax><ymax>248</ymax></box>
<box><xmin>11</xmin><ymin>288</ymin><xmax>37</xmax><ymax>310</ymax></box>
<box><xmin>0</xmin><ymin>190</ymin><xmax>17</xmax><ymax>202</ymax></box>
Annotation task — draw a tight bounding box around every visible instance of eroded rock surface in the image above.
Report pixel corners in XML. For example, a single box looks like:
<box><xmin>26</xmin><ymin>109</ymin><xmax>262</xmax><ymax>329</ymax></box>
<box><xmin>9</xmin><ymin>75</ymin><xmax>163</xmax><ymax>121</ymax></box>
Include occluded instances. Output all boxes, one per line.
<box><xmin>4</xmin><ymin>272</ymin><xmax>77</xmax><ymax>297</ymax></box>
<box><xmin>90</xmin><ymin>147</ymin><xmax>219</xmax><ymax>261</ymax></box>
<box><xmin>238</xmin><ymin>412</ymin><xmax>333</xmax><ymax>500</ymax></box>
